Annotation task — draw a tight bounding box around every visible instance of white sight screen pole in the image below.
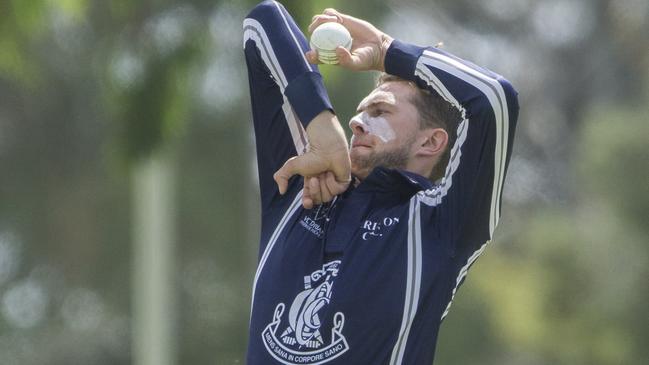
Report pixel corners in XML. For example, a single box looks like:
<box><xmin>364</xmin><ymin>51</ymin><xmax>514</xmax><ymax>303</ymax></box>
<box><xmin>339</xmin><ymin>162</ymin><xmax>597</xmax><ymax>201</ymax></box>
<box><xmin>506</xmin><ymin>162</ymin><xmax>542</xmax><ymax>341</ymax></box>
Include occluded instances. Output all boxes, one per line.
<box><xmin>132</xmin><ymin>153</ymin><xmax>176</xmax><ymax>365</ymax></box>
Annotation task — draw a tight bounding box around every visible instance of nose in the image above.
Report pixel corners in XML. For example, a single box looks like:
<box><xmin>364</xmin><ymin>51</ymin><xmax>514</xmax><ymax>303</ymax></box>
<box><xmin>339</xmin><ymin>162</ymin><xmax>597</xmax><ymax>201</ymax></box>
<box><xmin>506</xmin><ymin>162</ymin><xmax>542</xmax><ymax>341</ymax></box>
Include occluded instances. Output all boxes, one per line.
<box><xmin>349</xmin><ymin>115</ymin><xmax>368</xmax><ymax>135</ymax></box>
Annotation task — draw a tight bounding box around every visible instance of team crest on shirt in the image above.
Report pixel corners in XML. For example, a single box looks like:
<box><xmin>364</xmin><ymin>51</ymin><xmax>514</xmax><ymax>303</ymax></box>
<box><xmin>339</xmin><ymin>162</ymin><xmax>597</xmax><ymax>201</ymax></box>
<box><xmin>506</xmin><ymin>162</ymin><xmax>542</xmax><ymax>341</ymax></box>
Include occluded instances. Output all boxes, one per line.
<box><xmin>262</xmin><ymin>260</ymin><xmax>349</xmax><ymax>364</ymax></box>
<box><xmin>299</xmin><ymin>204</ymin><xmax>331</xmax><ymax>238</ymax></box>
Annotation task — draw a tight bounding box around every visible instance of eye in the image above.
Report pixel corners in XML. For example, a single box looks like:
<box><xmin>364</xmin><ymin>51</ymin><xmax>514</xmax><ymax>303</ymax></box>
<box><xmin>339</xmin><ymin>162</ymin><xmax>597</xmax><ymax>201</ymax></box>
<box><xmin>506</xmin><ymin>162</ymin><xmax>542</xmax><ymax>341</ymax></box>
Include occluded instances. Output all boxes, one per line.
<box><xmin>373</xmin><ymin>109</ymin><xmax>387</xmax><ymax>116</ymax></box>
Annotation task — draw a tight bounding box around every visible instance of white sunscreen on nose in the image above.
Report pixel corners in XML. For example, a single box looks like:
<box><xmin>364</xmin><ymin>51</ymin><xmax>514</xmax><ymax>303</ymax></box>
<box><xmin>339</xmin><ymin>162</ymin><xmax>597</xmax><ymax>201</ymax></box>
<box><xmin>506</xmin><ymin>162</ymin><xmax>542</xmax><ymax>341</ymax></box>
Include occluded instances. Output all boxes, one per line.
<box><xmin>350</xmin><ymin>112</ymin><xmax>396</xmax><ymax>142</ymax></box>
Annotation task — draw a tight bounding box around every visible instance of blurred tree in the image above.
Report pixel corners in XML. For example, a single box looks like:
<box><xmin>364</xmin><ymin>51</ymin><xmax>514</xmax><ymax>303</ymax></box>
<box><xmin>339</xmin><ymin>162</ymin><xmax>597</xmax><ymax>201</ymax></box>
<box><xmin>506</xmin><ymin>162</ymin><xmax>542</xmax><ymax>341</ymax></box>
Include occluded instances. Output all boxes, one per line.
<box><xmin>435</xmin><ymin>65</ymin><xmax>649</xmax><ymax>365</ymax></box>
<box><xmin>0</xmin><ymin>0</ymin><xmax>647</xmax><ymax>364</ymax></box>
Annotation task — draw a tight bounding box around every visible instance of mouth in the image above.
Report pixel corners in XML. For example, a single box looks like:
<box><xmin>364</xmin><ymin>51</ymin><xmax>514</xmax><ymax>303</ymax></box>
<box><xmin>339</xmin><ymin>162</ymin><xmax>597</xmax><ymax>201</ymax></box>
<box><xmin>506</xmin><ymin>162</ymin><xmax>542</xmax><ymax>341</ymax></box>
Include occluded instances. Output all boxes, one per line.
<box><xmin>351</xmin><ymin>137</ymin><xmax>373</xmax><ymax>149</ymax></box>
<box><xmin>352</xmin><ymin>142</ymin><xmax>372</xmax><ymax>149</ymax></box>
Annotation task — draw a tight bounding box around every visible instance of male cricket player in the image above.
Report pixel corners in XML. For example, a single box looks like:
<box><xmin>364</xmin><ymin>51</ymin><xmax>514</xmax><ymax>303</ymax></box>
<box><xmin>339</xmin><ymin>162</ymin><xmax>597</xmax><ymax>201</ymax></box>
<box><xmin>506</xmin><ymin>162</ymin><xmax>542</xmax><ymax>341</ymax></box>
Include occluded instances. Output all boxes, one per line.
<box><xmin>242</xmin><ymin>1</ymin><xmax>519</xmax><ymax>363</ymax></box>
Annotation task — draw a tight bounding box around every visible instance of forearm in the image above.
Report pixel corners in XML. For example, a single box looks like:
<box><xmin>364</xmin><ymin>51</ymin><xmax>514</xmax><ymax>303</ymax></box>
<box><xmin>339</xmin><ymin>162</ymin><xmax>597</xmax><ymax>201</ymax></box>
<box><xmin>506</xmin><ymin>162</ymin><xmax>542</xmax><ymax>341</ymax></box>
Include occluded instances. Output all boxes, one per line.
<box><xmin>273</xmin><ymin>109</ymin><xmax>351</xmax><ymax>199</ymax></box>
<box><xmin>306</xmin><ymin>110</ymin><xmax>349</xmax><ymax>155</ymax></box>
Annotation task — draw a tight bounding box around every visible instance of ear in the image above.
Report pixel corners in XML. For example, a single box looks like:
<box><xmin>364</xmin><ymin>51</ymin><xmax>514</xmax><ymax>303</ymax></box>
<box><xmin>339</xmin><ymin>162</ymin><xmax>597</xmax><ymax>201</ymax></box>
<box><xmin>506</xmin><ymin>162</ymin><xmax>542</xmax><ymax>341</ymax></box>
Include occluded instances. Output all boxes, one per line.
<box><xmin>415</xmin><ymin>128</ymin><xmax>448</xmax><ymax>157</ymax></box>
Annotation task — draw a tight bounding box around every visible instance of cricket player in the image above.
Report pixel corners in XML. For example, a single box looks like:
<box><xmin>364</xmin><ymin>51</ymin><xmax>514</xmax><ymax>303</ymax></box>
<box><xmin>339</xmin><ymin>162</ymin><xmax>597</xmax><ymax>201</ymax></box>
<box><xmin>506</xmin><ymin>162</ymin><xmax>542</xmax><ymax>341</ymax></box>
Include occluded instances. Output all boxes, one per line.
<box><xmin>242</xmin><ymin>1</ymin><xmax>519</xmax><ymax>364</ymax></box>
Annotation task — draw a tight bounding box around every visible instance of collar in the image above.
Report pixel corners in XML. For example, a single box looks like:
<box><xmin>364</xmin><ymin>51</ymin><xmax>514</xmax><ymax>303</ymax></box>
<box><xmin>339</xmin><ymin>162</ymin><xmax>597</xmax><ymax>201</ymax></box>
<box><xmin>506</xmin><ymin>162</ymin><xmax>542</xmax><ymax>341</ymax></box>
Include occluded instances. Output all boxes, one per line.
<box><xmin>352</xmin><ymin>166</ymin><xmax>434</xmax><ymax>196</ymax></box>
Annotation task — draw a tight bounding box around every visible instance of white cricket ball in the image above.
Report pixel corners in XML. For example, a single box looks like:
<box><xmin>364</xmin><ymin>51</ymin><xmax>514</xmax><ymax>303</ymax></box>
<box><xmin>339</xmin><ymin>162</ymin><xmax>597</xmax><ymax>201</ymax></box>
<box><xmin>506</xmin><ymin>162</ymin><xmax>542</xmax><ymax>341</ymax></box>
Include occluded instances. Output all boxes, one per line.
<box><xmin>310</xmin><ymin>22</ymin><xmax>352</xmax><ymax>65</ymax></box>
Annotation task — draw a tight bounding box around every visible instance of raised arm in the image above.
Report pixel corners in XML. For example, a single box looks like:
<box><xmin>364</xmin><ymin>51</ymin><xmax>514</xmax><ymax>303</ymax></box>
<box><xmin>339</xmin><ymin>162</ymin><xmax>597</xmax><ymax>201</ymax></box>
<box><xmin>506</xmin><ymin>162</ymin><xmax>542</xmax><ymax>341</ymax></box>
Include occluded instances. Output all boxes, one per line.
<box><xmin>308</xmin><ymin>9</ymin><xmax>519</xmax><ymax>249</ymax></box>
<box><xmin>388</xmin><ymin>40</ymin><xmax>518</xmax><ymax>245</ymax></box>
<box><xmin>243</xmin><ymin>1</ymin><xmax>350</xmax><ymax>210</ymax></box>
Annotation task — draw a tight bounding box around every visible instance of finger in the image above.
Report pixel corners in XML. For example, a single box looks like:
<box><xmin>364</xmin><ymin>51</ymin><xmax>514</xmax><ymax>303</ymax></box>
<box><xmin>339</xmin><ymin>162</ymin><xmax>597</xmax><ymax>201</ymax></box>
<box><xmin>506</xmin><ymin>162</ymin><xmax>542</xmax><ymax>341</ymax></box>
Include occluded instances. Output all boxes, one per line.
<box><xmin>302</xmin><ymin>193</ymin><xmax>314</xmax><ymax>209</ymax></box>
<box><xmin>335</xmin><ymin>46</ymin><xmax>357</xmax><ymax>69</ymax></box>
<box><xmin>273</xmin><ymin>156</ymin><xmax>299</xmax><ymax>194</ymax></box>
<box><xmin>322</xmin><ymin>8</ymin><xmax>344</xmax><ymax>23</ymax></box>
<box><xmin>327</xmin><ymin>153</ymin><xmax>352</xmax><ymax>186</ymax></box>
<box><xmin>311</xmin><ymin>13</ymin><xmax>339</xmax><ymax>23</ymax></box>
<box><xmin>319</xmin><ymin>173</ymin><xmax>333</xmax><ymax>203</ymax></box>
<box><xmin>337</xmin><ymin>45</ymin><xmax>374</xmax><ymax>71</ymax></box>
<box><xmin>273</xmin><ymin>154</ymin><xmax>324</xmax><ymax>194</ymax></box>
<box><xmin>321</xmin><ymin>9</ymin><xmax>382</xmax><ymax>45</ymax></box>
<box><xmin>303</xmin><ymin>177</ymin><xmax>310</xmax><ymax>198</ymax></box>
<box><xmin>309</xmin><ymin>176</ymin><xmax>323</xmax><ymax>206</ymax></box>
<box><xmin>302</xmin><ymin>178</ymin><xmax>314</xmax><ymax>209</ymax></box>
<box><xmin>305</xmin><ymin>50</ymin><xmax>321</xmax><ymax>64</ymax></box>
<box><xmin>325</xmin><ymin>170</ymin><xmax>349</xmax><ymax>196</ymax></box>
<box><xmin>308</xmin><ymin>14</ymin><xmax>339</xmax><ymax>33</ymax></box>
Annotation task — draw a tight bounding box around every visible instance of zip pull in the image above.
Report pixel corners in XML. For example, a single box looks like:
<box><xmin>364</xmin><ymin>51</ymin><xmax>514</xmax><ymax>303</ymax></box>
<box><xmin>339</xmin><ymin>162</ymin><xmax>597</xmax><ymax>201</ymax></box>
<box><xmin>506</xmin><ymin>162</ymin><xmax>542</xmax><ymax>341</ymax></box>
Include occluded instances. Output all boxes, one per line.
<box><xmin>320</xmin><ymin>196</ymin><xmax>341</xmax><ymax>245</ymax></box>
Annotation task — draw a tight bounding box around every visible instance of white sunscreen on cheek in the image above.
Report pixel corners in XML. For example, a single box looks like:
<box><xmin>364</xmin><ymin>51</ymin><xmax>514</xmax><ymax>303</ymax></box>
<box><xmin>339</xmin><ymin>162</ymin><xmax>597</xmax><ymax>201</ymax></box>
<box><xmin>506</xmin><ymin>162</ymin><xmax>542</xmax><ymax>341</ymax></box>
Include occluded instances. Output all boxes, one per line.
<box><xmin>351</xmin><ymin>112</ymin><xmax>396</xmax><ymax>142</ymax></box>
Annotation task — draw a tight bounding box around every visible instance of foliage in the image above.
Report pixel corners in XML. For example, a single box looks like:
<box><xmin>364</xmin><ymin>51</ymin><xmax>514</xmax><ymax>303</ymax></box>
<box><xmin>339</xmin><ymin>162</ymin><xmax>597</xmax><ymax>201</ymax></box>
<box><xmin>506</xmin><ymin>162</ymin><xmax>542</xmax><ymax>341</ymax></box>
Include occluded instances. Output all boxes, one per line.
<box><xmin>0</xmin><ymin>0</ymin><xmax>647</xmax><ymax>364</ymax></box>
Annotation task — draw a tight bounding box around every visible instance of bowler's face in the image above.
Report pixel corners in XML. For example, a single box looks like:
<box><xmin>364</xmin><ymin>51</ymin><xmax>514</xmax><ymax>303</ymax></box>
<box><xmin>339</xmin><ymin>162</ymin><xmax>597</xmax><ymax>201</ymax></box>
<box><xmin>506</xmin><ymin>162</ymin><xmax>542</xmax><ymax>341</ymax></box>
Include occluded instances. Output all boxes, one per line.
<box><xmin>349</xmin><ymin>81</ymin><xmax>421</xmax><ymax>179</ymax></box>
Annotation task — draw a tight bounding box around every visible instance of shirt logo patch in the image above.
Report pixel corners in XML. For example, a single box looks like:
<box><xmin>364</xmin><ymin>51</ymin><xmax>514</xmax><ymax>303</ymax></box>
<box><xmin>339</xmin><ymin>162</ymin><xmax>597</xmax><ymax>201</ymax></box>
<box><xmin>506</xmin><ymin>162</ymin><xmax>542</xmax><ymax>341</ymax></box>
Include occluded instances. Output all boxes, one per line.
<box><xmin>361</xmin><ymin>216</ymin><xmax>400</xmax><ymax>240</ymax></box>
<box><xmin>299</xmin><ymin>204</ymin><xmax>330</xmax><ymax>238</ymax></box>
<box><xmin>262</xmin><ymin>261</ymin><xmax>349</xmax><ymax>364</ymax></box>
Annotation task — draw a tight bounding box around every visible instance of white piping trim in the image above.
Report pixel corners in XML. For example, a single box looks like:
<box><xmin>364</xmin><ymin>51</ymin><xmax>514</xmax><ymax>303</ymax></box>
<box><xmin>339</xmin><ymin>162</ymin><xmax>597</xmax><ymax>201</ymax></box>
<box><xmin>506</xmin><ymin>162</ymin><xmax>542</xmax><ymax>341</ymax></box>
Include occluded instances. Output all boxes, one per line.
<box><xmin>419</xmin><ymin>50</ymin><xmax>510</xmax><ymax>238</ymax></box>
<box><xmin>389</xmin><ymin>197</ymin><xmax>422</xmax><ymax>365</ymax></box>
<box><xmin>243</xmin><ymin>19</ymin><xmax>287</xmax><ymax>86</ymax></box>
<box><xmin>250</xmin><ymin>190</ymin><xmax>303</xmax><ymax>316</ymax></box>
<box><xmin>441</xmin><ymin>241</ymin><xmax>489</xmax><ymax>320</ymax></box>
<box><xmin>272</xmin><ymin>1</ymin><xmax>312</xmax><ymax>70</ymax></box>
<box><xmin>415</xmin><ymin>63</ymin><xmax>468</xmax><ymax>207</ymax></box>
<box><xmin>243</xmin><ymin>18</ymin><xmax>308</xmax><ymax>154</ymax></box>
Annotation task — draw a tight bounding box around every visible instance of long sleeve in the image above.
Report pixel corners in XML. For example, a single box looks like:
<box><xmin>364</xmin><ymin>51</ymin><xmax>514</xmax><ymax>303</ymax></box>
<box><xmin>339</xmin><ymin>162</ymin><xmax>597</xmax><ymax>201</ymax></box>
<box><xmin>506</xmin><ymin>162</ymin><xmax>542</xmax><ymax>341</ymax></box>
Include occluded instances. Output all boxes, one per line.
<box><xmin>385</xmin><ymin>39</ymin><xmax>520</xmax><ymax>252</ymax></box>
<box><xmin>243</xmin><ymin>0</ymin><xmax>333</xmax><ymax>210</ymax></box>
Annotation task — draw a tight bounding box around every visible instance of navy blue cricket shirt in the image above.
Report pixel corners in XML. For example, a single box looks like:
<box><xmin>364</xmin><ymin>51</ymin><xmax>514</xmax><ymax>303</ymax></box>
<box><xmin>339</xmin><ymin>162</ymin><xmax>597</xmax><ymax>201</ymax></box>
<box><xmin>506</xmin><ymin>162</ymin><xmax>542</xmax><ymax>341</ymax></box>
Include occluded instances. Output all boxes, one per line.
<box><xmin>243</xmin><ymin>2</ymin><xmax>519</xmax><ymax>364</ymax></box>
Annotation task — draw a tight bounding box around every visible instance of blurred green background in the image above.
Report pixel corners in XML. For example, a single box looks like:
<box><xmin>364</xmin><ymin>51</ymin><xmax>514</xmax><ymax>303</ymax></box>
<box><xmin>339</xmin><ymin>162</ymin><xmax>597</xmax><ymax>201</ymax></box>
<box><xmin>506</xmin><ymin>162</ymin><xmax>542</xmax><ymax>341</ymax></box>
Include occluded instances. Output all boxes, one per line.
<box><xmin>1</xmin><ymin>0</ymin><xmax>647</xmax><ymax>364</ymax></box>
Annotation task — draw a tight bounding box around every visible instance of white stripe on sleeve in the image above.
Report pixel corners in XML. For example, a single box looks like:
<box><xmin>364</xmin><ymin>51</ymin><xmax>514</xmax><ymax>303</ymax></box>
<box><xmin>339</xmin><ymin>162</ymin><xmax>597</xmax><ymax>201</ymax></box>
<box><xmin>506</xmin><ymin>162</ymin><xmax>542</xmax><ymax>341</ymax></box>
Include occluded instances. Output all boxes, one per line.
<box><xmin>417</xmin><ymin>50</ymin><xmax>510</xmax><ymax>238</ymax></box>
<box><xmin>243</xmin><ymin>18</ymin><xmax>309</xmax><ymax>154</ymax></box>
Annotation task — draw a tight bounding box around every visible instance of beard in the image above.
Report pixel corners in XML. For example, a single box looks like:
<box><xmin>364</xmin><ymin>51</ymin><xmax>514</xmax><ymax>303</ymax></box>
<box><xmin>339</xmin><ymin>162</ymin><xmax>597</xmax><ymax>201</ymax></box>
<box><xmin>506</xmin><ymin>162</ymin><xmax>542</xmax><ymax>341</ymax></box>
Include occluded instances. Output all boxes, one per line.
<box><xmin>351</xmin><ymin>139</ymin><xmax>413</xmax><ymax>179</ymax></box>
